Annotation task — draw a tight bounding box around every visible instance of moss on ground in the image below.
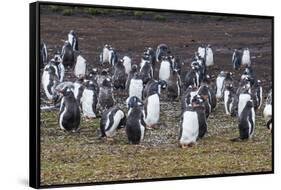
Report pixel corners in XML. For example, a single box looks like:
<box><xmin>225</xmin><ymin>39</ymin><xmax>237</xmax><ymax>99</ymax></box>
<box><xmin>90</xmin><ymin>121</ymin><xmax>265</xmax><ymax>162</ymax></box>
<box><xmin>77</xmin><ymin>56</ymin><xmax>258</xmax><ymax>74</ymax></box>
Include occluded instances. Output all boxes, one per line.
<box><xmin>40</xmin><ymin>101</ymin><xmax>272</xmax><ymax>186</ymax></box>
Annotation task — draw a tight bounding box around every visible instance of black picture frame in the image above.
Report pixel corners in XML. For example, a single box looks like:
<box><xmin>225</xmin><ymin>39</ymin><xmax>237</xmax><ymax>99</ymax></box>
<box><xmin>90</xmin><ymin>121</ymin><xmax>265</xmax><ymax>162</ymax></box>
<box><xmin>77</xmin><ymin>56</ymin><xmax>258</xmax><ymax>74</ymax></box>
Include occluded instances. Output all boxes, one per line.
<box><xmin>30</xmin><ymin>1</ymin><xmax>274</xmax><ymax>188</ymax></box>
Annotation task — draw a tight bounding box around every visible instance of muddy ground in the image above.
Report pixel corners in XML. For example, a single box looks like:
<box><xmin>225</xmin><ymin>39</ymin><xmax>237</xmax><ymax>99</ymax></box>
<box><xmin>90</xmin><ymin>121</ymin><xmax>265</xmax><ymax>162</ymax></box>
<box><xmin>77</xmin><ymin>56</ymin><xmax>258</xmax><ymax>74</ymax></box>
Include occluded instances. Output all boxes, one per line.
<box><xmin>39</xmin><ymin>7</ymin><xmax>272</xmax><ymax>186</ymax></box>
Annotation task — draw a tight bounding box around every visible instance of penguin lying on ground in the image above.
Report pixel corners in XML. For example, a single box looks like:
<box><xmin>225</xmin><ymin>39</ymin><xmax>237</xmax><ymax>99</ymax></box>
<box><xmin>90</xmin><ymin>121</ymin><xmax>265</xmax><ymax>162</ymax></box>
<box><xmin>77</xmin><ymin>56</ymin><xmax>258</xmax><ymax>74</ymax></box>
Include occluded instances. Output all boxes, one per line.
<box><xmin>100</xmin><ymin>106</ymin><xmax>126</xmax><ymax>138</ymax></box>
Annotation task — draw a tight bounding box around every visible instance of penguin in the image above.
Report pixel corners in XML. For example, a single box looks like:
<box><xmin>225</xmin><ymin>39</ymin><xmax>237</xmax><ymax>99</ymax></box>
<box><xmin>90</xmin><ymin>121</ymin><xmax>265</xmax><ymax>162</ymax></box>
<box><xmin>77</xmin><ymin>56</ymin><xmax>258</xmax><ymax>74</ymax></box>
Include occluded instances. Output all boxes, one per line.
<box><xmin>181</xmin><ymin>86</ymin><xmax>198</xmax><ymax>113</ymax></box>
<box><xmin>231</xmin><ymin>100</ymin><xmax>255</xmax><ymax>141</ymax></box>
<box><xmin>251</xmin><ymin>79</ymin><xmax>263</xmax><ymax>110</ymax></box>
<box><xmin>52</xmin><ymin>52</ymin><xmax>65</xmax><ymax>82</ymax></box>
<box><xmin>128</xmin><ymin>73</ymin><xmax>143</xmax><ymax>100</ymax></box>
<box><xmin>238</xmin><ymin>85</ymin><xmax>252</xmax><ymax>117</ymax></box>
<box><xmin>197</xmin><ymin>46</ymin><xmax>206</xmax><ymax>59</ymax></box>
<box><xmin>100</xmin><ymin>106</ymin><xmax>126</xmax><ymax>138</ymax></box>
<box><xmin>232</xmin><ymin>49</ymin><xmax>241</xmax><ymax>70</ymax></box>
<box><xmin>156</xmin><ymin>44</ymin><xmax>169</xmax><ymax>62</ymax></box>
<box><xmin>197</xmin><ymin>86</ymin><xmax>211</xmax><ymax>119</ymax></box>
<box><xmin>263</xmin><ymin>89</ymin><xmax>272</xmax><ymax>131</ymax></box>
<box><xmin>202</xmin><ymin>74</ymin><xmax>217</xmax><ymax>111</ymax></box>
<box><xmin>170</xmin><ymin>55</ymin><xmax>182</xmax><ymax>75</ymax></box>
<box><xmin>68</xmin><ymin>30</ymin><xmax>78</xmax><ymax>51</ymax></box>
<box><xmin>224</xmin><ymin>82</ymin><xmax>236</xmax><ymax>115</ymax></box>
<box><xmin>40</xmin><ymin>41</ymin><xmax>48</xmax><ymax>67</ymax></box>
<box><xmin>241</xmin><ymin>65</ymin><xmax>255</xmax><ymax>80</ymax></box>
<box><xmin>139</xmin><ymin>59</ymin><xmax>153</xmax><ymax>84</ymax></box>
<box><xmin>125</xmin><ymin>64</ymin><xmax>138</xmax><ymax>91</ymax></box>
<box><xmin>74</xmin><ymin>55</ymin><xmax>87</xmax><ymax>79</ymax></box>
<box><xmin>215</xmin><ymin>71</ymin><xmax>226</xmax><ymax>99</ymax></box>
<box><xmin>167</xmin><ymin>69</ymin><xmax>181</xmax><ymax>100</ymax></box>
<box><xmin>112</xmin><ymin>59</ymin><xmax>127</xmax><ymax>89</ymax></box>
<box><xmin>97</xmin><ymin>78</ymin><xmax>115</xmax><ymax>113</ymax></box>
<box><xmin>73</xmin><ymin>77</ymin><xmax>85</xmax><ymax>105</ymax></box>
<box><xmin>126</xmin><ymin>96</ymin><xmax>146</xmax><ymax>144</ymax></box>
<box><xmin>143</xmin><ymin>80</ymin><xmax>162</xmax><ymax>128</ymax></box>
<box><xmin>142</xmin><ymin>79</ymin><xmax>167</xmax><ymax>100</ymax></box>
<box><xmin>122</xmin><ymin>56</ymin><xmax>132</xmax><ymax>75</ymax></box>
<box><xmin>183</xmin><ymin>64</ymin><xmax>200</xmax><ymax>91</ymax></box>
<box><xmin>143</xmin><ymin>47</ymin><xmax>156</xmax><ymax>76</ymax></box>
<box><xmin>179</xmin><ymin>95</ymin><xmax>207</xmax><ymax>148</ymax></box>
<box><xmin>159</xmin><ymin>56</ymin><xmax>172</xmax><ymax>82</ymax></box>
<box><xmin>81</xmin><ymin>80</ymin><xmax>98</xmax><ymax>118</ymax></box>
<box><xmin>61</xmin><ymin>40</ymin><xmax>75</xmax><ymax>68</ymax></box>
<box><xmin>99</xmin><ymin>44</ymin><xmax>118</xmax><ymax>66</ymax></box>
<box><xmin>241</xmin><ymin>48</ymin><xmax>251</xmax><ymax>67</ymax></box>
<box><xmin>58</xmin><ymin>87</ymin><xmax>81</xmax><ymax>132</ymax></box>
<box><xmin>96</xmin><ymin>68</ymin><xmax>110</xmax><ymax>87</ymax></box>
<box><xmin>205</xmin><ymin>44</ymin><xmax>214</xmax><ymax>67</ymax></box>
<box><xmin>41</xmin><ymin>63</ymin><xmax>59</xmax><ymax>103</ymax></box>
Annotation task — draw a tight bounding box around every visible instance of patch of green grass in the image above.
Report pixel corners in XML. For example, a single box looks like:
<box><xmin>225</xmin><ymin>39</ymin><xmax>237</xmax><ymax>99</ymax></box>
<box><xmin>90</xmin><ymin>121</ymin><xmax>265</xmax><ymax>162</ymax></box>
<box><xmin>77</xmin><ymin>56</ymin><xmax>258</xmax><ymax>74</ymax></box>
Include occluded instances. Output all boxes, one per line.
<box><xmin>62</xmin><ymin>8</ymin><xmax>74</xmax><ymax>16</ymax></box>
<box><xmin>133</xmin><ymin>11</ymin><xmax>144</xmax><ymax>18</ymax></box>
<box><xmin>48</xmin><ymin>5</ymin><xmax>63</xmax><ymax>12</ymax></box>
<box><xmin>154</xmin><ymin>14</ymin><xmax>167</xmax><ymax>21</ymax></box>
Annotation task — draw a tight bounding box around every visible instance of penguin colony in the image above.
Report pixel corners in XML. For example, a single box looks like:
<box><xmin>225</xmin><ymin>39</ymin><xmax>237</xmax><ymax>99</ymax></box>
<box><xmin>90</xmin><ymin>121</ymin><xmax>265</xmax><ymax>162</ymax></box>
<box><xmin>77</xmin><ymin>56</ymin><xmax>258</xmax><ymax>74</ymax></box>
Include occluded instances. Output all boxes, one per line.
<box><xmin>41</xmin><ymin>30</ymin><xmax>272</xmax><ymax>148</ymax></box>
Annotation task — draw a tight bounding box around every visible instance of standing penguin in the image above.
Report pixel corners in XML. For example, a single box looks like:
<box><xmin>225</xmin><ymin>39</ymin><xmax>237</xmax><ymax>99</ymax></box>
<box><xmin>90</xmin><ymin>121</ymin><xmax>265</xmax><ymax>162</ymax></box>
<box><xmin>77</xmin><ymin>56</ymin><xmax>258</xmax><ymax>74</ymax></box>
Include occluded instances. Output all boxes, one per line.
<box><xmin>112</xmin><ymin>59</ymin><xmax>127</xmax><ymax>90</ymax></box>
<box><xmin>238</xmin><ymin>85</ymin><xmax>252</xmax><ymax>117</ymax></box>
<box><xmin>183</xmin><ymin>64</ymin><xmax>200</xmax><ymax>91</ymax></box>
<box><xmin>143</xmin><ymin>47</ymin><xmax>157</xmax><ymax>77</ymax></box>
<box><xmin>167</xmin><ymin>69</ymin><xmax>181</xmax><ymax>100</ymax></box>
<box><xmin>179</xmin><ymin>95</ymin><xmax>207</xmax><ymax>148</ymax></box>
<box><xmin>73</xmin><ymin>77</ymin><xmax>85</xmax><ymax>105</ymax></box>
<box><xmin>216</xmin><ymin>71</ymin><xmax>226</xmax><ymax>99</ymax></box>
<box><xmin>81</xmin><ymin>80</ymin><xmax>98</xmax><ymax>119</ymax></box>
<box><xmin>42</xmin><ymin>63</ymin><xmax>59</xmax><ymax>103</ymax></box>
<box><xmin>128</xmin><ymin>73</ymin><xmax>144</xmax><ymax>100</ymax></box>
<box><xmin>74</xmin><ymin>55</ymin><xmax>87</xmax><ymax>79</ymax></box>
<box><xmin>58</xmin><ymin>87</ymin><xmax>81</xmax><ymax>132</ymax></box>
<box><xmin>68</xmin><ymin>30</ymin><xmax>79</xmax><ymax>51</ymax></box>
<box><xmin>122</xmin><ymin>56</ymin><xmax>132</xmax><ymax>75</ymax></box>
<box><xmin>241</xmin><ymin>48</ymin><xmax>251</xmax><ymax>67</ymax></box>
<box><xmin>126</xmin><ymin>64</ymin><xmax>138</xmax><ymax>91</ymax></box>
<box><xmin>181</xmin><ymin>85</ymin><xmax>198</xmax><ymax>113</ymax></box>
<box><xmin>140</xmin><ymin>59</ymin><xmax>153</xmax><ymax>85</ymax></box>
<box><xmin>126</xmin><ymin>96</ymin><xmax>146</xmax><ymax>144</ymax></box>
<box><xmin>97</xmin><ymin>78</ymin><xmax>115</xmax><ymax>113</ymax></box>
<box><xmin>232</xmin><ymin>49</ymin><xmax>242</xmax><ymax>70</ymax></box>
<box><xmin>263</xmin><ymin>89</ymin><xmax>272</xmax><ymax>131</ymax></box>
<box><xmin>224</xmin><ymin>83</ymin><xmax>236</xmax><ymax>115</ymax></box>
<box><xmin>100</xmin><ymin>106</ymin><xmax>126</xmax><ymax>138</ymax></box>
<box><xmin>156</xmin><ymin>44</ymin><xmax>169</xmax><ymax>62</ymax></box>
<box><xmin>231</xmin><ymin>100</ymin><xmax>255</xmax><ymax>141</ymax></box>
<box><xmin>144</xmin><ymin>81</ymin><xmax>162</xmax><ymax>129</ymax></box>
<box><xmin>40</xmin><ymin>42</ymin><xmax>48</xmax><ymax>67</ymax></box>
<box><xmin>205</xmin><ymin>44</ymin><xmax>214</xmax><ymax>67</ymax></box>
<box><xmin>159</xmin><ymin>56</ymin><xmax>172</xmax><ymax>82</ymax></box>
<box><xmin>197</xmin><ymin>46</ymin><xmax>206</xmax><ymax>60</ymax></box>
<box><xmin>61</xmin><ymin>41</ymin><xmax>75</xmax><ymax>68</ymax></box>
<box><xmin>99</xmin><ymin>44</ymin><xmax>118</xmax><ymax>66</ymax></box>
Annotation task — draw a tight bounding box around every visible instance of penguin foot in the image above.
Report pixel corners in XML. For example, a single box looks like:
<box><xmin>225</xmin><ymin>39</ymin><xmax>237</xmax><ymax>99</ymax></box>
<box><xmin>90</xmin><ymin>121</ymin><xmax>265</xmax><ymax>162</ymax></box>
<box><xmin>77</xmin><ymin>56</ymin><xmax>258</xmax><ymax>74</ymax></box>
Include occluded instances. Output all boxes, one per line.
<box><xmin>106</xmin><ymin>137</ymin><xmax>114</xmax><ymax>141</ymax></box>
<box><xmin>180</xmin><ymin>144</ymin><xmax>192</xmax><ymax>149</ymax></box>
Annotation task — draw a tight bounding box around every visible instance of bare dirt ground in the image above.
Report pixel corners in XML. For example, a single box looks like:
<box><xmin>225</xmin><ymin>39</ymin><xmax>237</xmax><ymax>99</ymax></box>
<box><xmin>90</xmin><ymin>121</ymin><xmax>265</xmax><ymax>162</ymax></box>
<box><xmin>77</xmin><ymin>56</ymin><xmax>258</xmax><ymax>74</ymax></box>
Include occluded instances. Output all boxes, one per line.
<box><xmin>40</xmin><ymin>9</ymin><xmax>272</xmax><ymax>186</ymax></box>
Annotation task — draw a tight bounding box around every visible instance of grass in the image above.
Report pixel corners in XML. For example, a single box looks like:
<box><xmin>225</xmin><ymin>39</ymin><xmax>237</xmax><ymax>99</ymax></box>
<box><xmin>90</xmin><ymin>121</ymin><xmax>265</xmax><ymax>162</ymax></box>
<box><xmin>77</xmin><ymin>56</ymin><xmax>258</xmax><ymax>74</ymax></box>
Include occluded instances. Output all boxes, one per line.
<box><xmin>40</xmin><ymin>99</ymin><xmax>272</xmax><ymax>186</ymax></box>
<box><xmin>62</xmin><ymin>9</ymin><xmax>74</xmax><ymax>16</ymax></box>
<box><xmin>154</xmin><ymin>14</ymin><xmax>167</xmax><ymax>21</ymax></box>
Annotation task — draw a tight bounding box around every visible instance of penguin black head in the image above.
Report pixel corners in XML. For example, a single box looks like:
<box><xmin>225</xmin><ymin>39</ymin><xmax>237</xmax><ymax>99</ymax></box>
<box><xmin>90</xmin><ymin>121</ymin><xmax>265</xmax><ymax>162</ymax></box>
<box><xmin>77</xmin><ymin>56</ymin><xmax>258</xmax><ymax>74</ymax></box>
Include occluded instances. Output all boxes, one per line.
<box><xmin>69</xmin><ymin>30</ymin><xmax>76</xmax><ymax>35</ymax></box>
<box><xmin>131</xmin><ymin>64</ymin><xmax>138</xmax><ymax>72</ymax></box>
<box><xmin>101</xmin><ymin>77</ymin><xmax>112</xmax><ymax>87</ymax></box>
<box><xmin>191</xmin><ymin>95</ymin><xmax>205</xmax><ymax>107</ymax></box>
<box><xmin>158</xmin><ymin>80</ymin><xmax>167</xmax><ymax>89</ymax></box>
<box><xmin>61</xmin><ymin>87</ymin><xmax>74</xmax><ymax>97</ymax></box>
<box><xmin>127</xmin><ymin>96</ymin><xmax>143</xmax><ymax>109</ymax></box>
<box><xmin>245</xmin><ymin>100</ymin><xmax>254</xmax><ymax>108</ymax></box>
<box><xmin>104</xmin><ymin>44</ymin><xmax>110</xmax><ymax>49</ymax></box>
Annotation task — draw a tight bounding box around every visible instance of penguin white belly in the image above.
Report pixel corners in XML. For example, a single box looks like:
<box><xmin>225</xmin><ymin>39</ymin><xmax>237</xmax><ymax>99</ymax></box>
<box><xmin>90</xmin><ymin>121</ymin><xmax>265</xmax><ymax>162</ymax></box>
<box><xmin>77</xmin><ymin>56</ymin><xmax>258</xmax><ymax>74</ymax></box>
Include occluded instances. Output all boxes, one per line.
<box><xmin>258</xmin><ymin>87</ymin><xmax>263</xmax><ymax>109</ymax></box>
<box><xmin>74</xmin><ymin>55</ymin><xmax>86</xmax><ymax>78</ymax></box>
<box><xmin>238</xmin><ymin>94</ymin><xmax>251</xmax><ymax>117</ymax></box>
<box><xmin>216</xmin><ymin>76</ymin><xmax>225</xmax><ymax>98</ymax></box>
<box><xmin>42</xmin><ymin>71</ymin><xmax>53</xmax><ymax>100</ymax></box>
<box><xmin>263</xmin><ymin>104</ymin><xmax>272</xmax><ymax>120</ymax></box>
<box><xmin>81</xmin><ymin>89</ymin><xmax>96</xmax><ymax>118</ymax></box>
<box><xmin>248</xmin><ymin>108</ymin><xmax>255</xmax><ymax>138</ymax></box>
<box><xmin>242</xmin><ymin>50</ymin><xmax>251</xmax><ymax>66</ymax></box>
<box><xmin>205</xmin><ymin>48</ymin><xmax>214</xmax><ymax>67</ymax></box>
<box><xmin>140</xmin><ymin>59</ymin><xmax>146</xmax><ymax>70</ymax></box>
<box><xmin>58</xmin><ymin>63</ymin><xmax>65</xmax><ymax>82</ymax></box>
<box><xmin>190</xmin><ymin>91</ymin><xmax>198</xmax><ymax>103</ymax></box>
<box><xmin>59</xmin><ymin>104</ymin><xmax>67</xmax><ymax>131</ymax></box>
<box><xmin>105</xmin><ymin>110</ymin><xmax>124</xmax><ymax>137</ymax></box>
<box><xmin>73</xmin><ymin>83</ymin><xmax>81</xmax><ymax>99</ymax></box>
<box><xmin>139</xmin><ymin>120</ymin><xmax>145</xmax><ymax>141</ymax></box>
<box><xmin>108</xmin><ymin>50</ymin><xmax>115</xmax><ymax>66</ymax></box>
<box><xmin>103</xmin><ymin>49</ymin><xmax>110</xmax><ymax>63</ymax></box>
<box><xmin>159</xmin><ymin>61</ymin><xmax>171</xmax><ymax>81</ymax></box>
<box><xmin>68</xmin><ymin>34</ymin><xmax>74</xmax><ymax>47</ymax></box>
<box><xmin>180</xmin><ymin>111</ymin><xmax>199</xmax><ymax>145</ymax></box>
<box><xmin>129</xmin><ymin>79</ymin><xmax>143</xmax><ymax>100</ymax></box>
<box><xmin>145</xmin><ymin>94</ymin><xmax>160</xmax><ymax>126</ymax></box>
<box><xmin>123</xmin><ymin>56</ymin><xmax>132</xmax><ymax>74</ymax></box>
<box><xmin>198</xmin><ymin>47</ymin><xmax>205</xmax><ymax>58</ymax></box>
<box><xmin>224</xmin><ymin>90</ymin><xmax>230</xmax><ymax>115</ymax></box>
